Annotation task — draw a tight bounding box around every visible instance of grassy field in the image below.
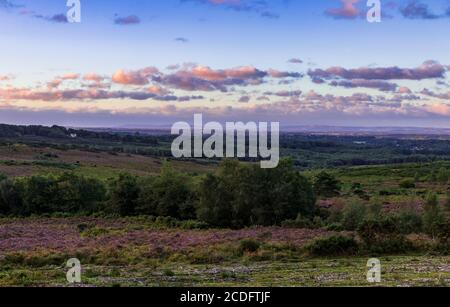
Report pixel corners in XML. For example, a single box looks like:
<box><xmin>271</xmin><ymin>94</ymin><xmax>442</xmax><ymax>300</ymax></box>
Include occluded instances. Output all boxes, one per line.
<box><xmin>1</xmin><ymin>256</ymin><xmax>448</xmax><ymax>287</ymax></box>
<box><xmin>0</xmin><ymin>144</ymin><xmax>214</xmax><ymax>179</ymax></box>
<box><xmin>0</xmin><ymin>217</ymin><xmax>448</xmax><ymax>287</ymax></box>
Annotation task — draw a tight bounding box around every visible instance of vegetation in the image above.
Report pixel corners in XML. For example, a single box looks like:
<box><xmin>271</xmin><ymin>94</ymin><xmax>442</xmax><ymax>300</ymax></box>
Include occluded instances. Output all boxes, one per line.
<box><xmin>0</xmin><ymin>124</ymin><xmax>449</xmax><ymax>287</ymax></box>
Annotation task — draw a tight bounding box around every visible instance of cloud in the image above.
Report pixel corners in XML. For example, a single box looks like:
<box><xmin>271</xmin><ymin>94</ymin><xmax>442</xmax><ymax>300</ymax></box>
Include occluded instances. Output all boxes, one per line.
<box><xmin>83</xmin><ymin>73</ymin><xmax>106</xmax><ymax>82</ymax></box>
<box><xmin>0</xmin><ymin>87</ymin><xmax>185</xmax><ymax>102</ymax></box>
<box><xmin>398</xmin><ymin>87</ymin><xmax>412</xmax><ymax>94</ymax></box>
<box><xmin>308</xmin><ymin>61</ymin><xmax>447</xmax><ymax>81</ymax></box>
<box><xmin>329</xmin><ymin>79</ymin><xmax>398</xmax><ymax>92</ymax></box>
<box><xmin>182</xmin><ymin>0</ymin><xmax>280</xmax><ymax>19</ymax></box>
<box><xmin>427</xmin><ymin>103</ymin><xmax>450</xmax><ymax>116</ymax></box>
<box><xmin>112</xmin><ymin>67</ymin><xmax>160</xmax><ymax>85</ymax></box>
<box><xmin>0</xmin><ymin>0</ymin><xmax>21</xmax><ymax>9</ymax></box>
<box><xmin>147</xmin><ymin>85</ymin><xmax>170</xmax><ymax>96</ymax></box>
<box><xmin>325</xmin><ymin>0</ymin><xmax>361</xmax><ymax>19</ymax></box>
<box><xmin>238</xmin><ymin>95</ymin><xmax>250</xmax><ymax>103</ymax></box>
<box><xmin>152</xmin><ymin>65</ymin><xmax>301</xmax><ymax>92</ymax></box>
<box><xmin>264</xmin><ymin>90</ymin><xmax>302</xmax><ymax>98</ymax></box>
<box><xmin>0</xmin><ymin>75</ymin><xmax>12</xmax><ymax>81</ymax></box>
<box><xmin>421</xmin><ymin>88</ymin><xmax>450</xmax><ymax>100</ymax></box>
<box><xmin>174</xmin><ymin>37</ymin><xmax>189</xmax><ymax>43</ymax></box>
<box><xmin>288</xmin><ymin>58</ymin><xmax>303</xmax><ymax>64</ymax></box>
<box><xmin>32</xmin><ymin>13</ymin><xmax>68</xmax><ymax>23</ymax></box>
<box><xmin>114</xmin><ymin>15</ymin><xmax>141</xmax><ymax>25</ymax></box>
<box><xmin>400</xmin><ymin>1</ymin><xmax>441</xmax><ymax>19</ymax></box>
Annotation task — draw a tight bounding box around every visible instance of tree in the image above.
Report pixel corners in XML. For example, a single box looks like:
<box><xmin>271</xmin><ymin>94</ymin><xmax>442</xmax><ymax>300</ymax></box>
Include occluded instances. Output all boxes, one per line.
<box><xmin>0</xmin><ymin>179</ymin><xmax>22</xmax><ymax>215</ymax></box>
<box><xmin>341</xmin><ymin>202</ymin><xmax>367</xmax><ymax>231</ymax></box>
<box><xmin>138</xmin><ymin>164</ymin><xmax>196</xmax><ymax>220</ymax></box>
<box><xmin>108</xmin><ymin>174</ymin><xmax>140</xmax><ymax>216</ymax></box>
<box><xmin>445</xmin><ymin>193</ymin><xmax>450</xmax><ymax>214</ymax></box>
<box><xmin>423</xmin><ymin>193</ymin><xmax>446</xmax><ymax>238</ymax></box>
<box><xmin>196</xmin><ymin>159</ymin><xmax>316</xmax><ymax>228</ymax></box>
<box><xmin>313</xmin><ymin>171</ymin><xmax>341</xmax><ymax>198</ymax></box>
<box><xmin>437</xmin><ymin>167</ymin><xmax>449</xmax><ymax>184</ymax></box>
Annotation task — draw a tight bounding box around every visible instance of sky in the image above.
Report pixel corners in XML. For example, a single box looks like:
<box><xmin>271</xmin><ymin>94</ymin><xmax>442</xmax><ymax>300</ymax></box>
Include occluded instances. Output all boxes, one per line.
<box><xmin>0</xmin><ymin>0</ymin><xmax>450</xmax><ymax>128</ymax></box>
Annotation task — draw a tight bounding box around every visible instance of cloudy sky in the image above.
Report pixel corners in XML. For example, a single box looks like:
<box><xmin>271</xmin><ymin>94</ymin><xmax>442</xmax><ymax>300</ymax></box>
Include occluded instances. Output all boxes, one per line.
<box><xmin>0</xmin><ymin>0</ymin><xmax>449</xmax><ymax>128</ymax></box>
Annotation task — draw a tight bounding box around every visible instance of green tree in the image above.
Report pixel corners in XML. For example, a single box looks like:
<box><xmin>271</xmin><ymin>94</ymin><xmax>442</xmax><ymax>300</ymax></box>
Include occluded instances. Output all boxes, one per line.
<box><xmin>197</xmin><ymin>159</ymin><xmax>316</xmax><ymax>228</ymax></box>
<box><xmin>138</xmin><ymin>164</ymin><xmax>196</xmax><ymax>219</ymax></box>
<box><xmin>108</xmin><ymin>173</ymin><xmax>140</xmax><ymax>216</ymax></box>
<box><xmin>423</xmin><ymin>193</ymin><xmax>446</xmax><ymax>238</ymax></box>
<box><xmin>0</xmin><ymin>179</ymin><xmax>22</xmax><ymax>215</ymax></box>
<box><xmin>437</xmin><ymin>167</ymin><xmax>449</xmax><ymax>184</ymax></box>
<box><xmin>445</xmin><ymin>193</ymin><xmax>450</xmax><ymax>213</ymax></box>
<box><xmin>313</xmin><ymin>171</ymin><xmax>341</xmax><ymax>198</ymax></box>
<box><xmin>341</xmin><ymin>202</ymin><xmax>367</xmax><ymax>231</ymax></box>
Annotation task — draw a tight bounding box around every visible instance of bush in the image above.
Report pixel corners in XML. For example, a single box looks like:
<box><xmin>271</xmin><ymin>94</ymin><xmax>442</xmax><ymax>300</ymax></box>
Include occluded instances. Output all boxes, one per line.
<box><xmin>423</xmin><ymin>193</ymin><xmax>446</xmax><ymax>238</ymax></box>
<box><xmin>238</xmin><ymin>239</ymin><xmax>262</xmax><ymax>255</ymax></box>
<box><xmin>399</xmin><ymin>179</ymin><xmax>416</xmax><ymax>189</ymax></box>
<box><xmin>313</xmin><ymin>171</ymin><xmax>341</xmax><ymax>198</ymax></box>
<box><xmin>108</xmin><ymin>174</ymin><xmax>140</xmax><ymax>216</ymax></box>
<box><xmin>358</xmin><ymin>218</ymin><xmax>415</xmax><ymax>254</ymax></box>
<box><xmin>306</xmin><ymin>236</ymin><xmax>359</xmax><ymax>256</ymax></box>
<box><xmin>394</xmin><ymin>210</ymin><xmax>423</xmax><ymax>234</ymax></box>
<box><xmin>341</xmin><ymin>202</ymin><xmax>367</xmax><ymax>231</ymax></box>
<box><xmin>281</xmin><ymin>214</ymin><xmax>314</xmax><ymax>229</ymax></box>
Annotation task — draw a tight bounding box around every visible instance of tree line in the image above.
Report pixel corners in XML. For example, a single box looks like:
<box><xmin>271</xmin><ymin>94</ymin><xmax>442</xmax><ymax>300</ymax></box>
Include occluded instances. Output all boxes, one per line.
<box><xmin>0</xmin><ymin>159</ymin><xmax>317</xmax><ymax>227</ymax></box>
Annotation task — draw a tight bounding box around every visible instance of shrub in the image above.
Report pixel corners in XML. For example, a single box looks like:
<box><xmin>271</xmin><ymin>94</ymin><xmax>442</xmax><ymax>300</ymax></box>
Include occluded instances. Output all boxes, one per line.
<box><xmin>437</xmin><ymin>167</ymin><xmax>449</xmax><ymax>184</ymax></box>
<box><xmin>393</xmin><ymin>210</ymin><xmax>423</xmax><ymax>234</ymax></box>
<box><xmin>423</xmin><ymin>193</ymin><xmax>446</xmax><ymax>238</ymax></box>
<box><xmin>341</xmin><ymin>202</ymin><xmax>367</xmax><ymax>231</ymax></box>
<box><xmin>358</xmin><ymin>218</ymin><xmax>415</xmax><ymax>254</ymax></box>
<box><xmin>238</xmin><ymin>239</ymin><xmax>262</xmax><ymax>255</ymax></box>
<box><xmin>108</xmin><ymin>173</ymin><xmax>140</xmax><ymax>216</ymax></box>
<box><xmin>325</xmin><ymin>223</ymin><xmax>344</xmax><ymax>231</ymax></box>
<box><xmin>399</xmin><ymin>179</ymin><xmax>416</xmax><ymax>189</ymax></box>
<box><xmin>313</xmin><ymin>171</ymin><xmax>341</xmax><ymax>198</ymax></box>
<box><xmin>281</xmin><ymin>214</ymin><xmax>314</xmax><ymax>229</ymax></box>
<box><xmin>306</xmin><ymin>236</ymin><xmax>359</xmax><ymax>256</ymax></box>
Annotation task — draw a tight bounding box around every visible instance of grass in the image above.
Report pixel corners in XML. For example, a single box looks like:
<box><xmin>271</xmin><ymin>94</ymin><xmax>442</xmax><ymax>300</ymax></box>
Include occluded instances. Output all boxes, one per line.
<box><xmin>0</xmin><ymin>256</ymin><xmax>448</xmax><ymax>287</ymax></box>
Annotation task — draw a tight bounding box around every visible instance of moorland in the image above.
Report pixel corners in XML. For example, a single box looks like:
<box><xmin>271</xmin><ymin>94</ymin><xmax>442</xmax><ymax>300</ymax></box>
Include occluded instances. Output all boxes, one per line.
<box><xmin>0</xmin><ymin>124</ymin><xmax>448</xmax><ymax>287</ymax></box>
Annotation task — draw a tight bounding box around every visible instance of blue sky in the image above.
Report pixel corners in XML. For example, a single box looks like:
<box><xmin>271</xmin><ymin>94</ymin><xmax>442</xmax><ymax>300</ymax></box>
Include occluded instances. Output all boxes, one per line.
<box><xmin>0</xmin><ymin>0</ymin><xmax>449</xmax><ymax>128</ymax></box>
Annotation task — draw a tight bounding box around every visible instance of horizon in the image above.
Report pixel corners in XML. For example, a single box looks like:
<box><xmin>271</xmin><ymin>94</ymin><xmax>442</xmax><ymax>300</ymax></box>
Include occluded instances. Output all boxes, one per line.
<box><xmin>1</xmin><ymin>0</ymin><xmax>450</xmax><ymax>128</ymax></box>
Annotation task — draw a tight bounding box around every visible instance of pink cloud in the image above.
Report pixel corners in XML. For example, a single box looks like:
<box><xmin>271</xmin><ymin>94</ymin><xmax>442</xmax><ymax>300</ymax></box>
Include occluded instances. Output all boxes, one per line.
<box><xmin>112</xmin><ymin>67</ymin><xmax>160</xmax><ymax>85</ymax></box>
<box><xmin>326</xmin><ymin>0</ymin><xmax>361</xmax><ymax>19</ymax></box>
